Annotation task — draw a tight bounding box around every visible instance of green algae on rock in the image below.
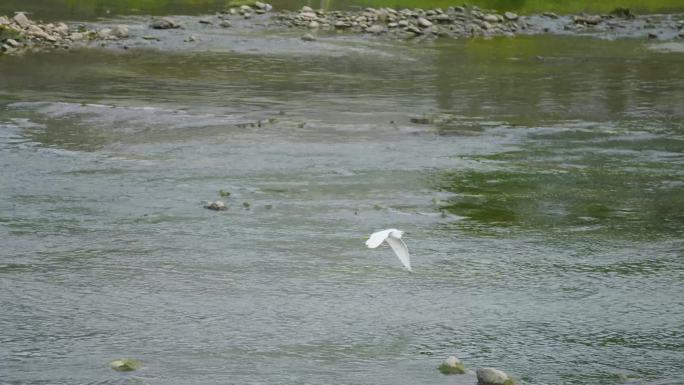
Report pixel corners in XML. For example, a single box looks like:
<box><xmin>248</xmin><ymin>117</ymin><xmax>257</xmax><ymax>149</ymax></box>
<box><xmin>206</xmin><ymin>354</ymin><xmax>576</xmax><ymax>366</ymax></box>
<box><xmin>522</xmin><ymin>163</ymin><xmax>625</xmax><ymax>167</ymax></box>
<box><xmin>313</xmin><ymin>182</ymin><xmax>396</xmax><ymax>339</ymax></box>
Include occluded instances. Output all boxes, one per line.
<box><xmin>438</xmin><ymin>356</ymin><xmax>466</xmax><ymax>374</ymax></box>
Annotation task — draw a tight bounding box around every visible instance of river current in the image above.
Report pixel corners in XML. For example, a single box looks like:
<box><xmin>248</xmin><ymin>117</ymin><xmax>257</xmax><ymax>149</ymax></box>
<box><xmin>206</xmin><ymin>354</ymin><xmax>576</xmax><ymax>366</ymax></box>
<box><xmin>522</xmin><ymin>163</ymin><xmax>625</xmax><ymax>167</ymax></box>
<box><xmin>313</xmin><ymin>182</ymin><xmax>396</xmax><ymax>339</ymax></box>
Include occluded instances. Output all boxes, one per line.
<box><xmin>1</xmin><ymin>9</ymin><xmax>684</xmax><ymax>385</ymax></box>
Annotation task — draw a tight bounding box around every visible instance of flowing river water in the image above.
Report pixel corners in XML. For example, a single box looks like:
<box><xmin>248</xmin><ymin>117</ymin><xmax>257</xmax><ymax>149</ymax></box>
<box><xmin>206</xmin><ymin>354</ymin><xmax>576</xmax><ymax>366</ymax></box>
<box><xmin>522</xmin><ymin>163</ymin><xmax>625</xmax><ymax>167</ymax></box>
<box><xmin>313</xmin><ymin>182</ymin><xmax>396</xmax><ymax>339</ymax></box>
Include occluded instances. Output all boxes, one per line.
<box><xmin>1</xmin><ymin>4</ymin><xmax>684</xmax><ymax>385</ymax></box>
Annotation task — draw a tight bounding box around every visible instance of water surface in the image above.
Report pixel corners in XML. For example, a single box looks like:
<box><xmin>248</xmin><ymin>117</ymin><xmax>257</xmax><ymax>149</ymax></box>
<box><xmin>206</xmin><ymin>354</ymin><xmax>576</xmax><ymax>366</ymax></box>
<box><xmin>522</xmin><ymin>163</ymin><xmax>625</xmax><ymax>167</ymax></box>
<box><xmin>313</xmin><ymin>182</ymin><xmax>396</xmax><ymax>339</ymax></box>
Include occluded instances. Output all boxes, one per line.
<box><xmin>1</xmin><ymin>25</ymin><xmax>684</xmax><ymax>385</ymax></box>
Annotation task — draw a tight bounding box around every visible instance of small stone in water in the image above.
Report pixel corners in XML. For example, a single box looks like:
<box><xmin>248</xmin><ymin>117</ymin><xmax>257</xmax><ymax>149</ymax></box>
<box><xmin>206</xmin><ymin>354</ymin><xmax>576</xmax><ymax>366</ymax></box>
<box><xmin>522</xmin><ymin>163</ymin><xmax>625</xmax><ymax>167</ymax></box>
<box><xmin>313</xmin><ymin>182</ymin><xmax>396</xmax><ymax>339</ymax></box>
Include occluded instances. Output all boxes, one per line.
<box><xmin>205</xmin><ymin>201</ymin><xmax>227</xmax><ymax>211</ymax></box>
<box><xmin>410</xmin><ymin>116</ymin><xmax>431</xmax><ymax>124</ymax></box>
<box><xmin>438</xmin><ymin>355</ymin><xmax>466</xmax><ymax>374</ymax></box>
<box><xmin>110</xmin><ymin>359</ymin><xmax>140</xmax><ymax>372</ymax></box>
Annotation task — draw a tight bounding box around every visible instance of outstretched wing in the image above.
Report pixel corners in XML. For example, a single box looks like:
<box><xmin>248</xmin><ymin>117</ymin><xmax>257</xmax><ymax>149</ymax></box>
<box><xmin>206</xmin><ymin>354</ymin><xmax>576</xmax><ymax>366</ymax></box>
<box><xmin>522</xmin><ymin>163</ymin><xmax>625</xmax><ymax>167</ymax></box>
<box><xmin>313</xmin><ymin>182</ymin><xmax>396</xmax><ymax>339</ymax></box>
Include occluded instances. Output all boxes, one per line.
<box><xmin>386</xmin><ymin>237</ymin><xmax>411</xmax><ymax>271</ymax></box>
<box><xmin>365</xmin><ymin>229</ymin><xmax>393</xmax><ymax>248</ymax></box>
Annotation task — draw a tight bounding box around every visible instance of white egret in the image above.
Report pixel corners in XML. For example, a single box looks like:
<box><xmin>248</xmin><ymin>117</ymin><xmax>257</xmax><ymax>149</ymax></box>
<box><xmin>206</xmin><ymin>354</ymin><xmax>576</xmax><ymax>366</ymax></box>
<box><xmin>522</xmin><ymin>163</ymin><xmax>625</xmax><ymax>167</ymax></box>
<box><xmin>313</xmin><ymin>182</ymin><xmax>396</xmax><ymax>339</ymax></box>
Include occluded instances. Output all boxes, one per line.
<box><xmin>365</xmin><ymin>229</ymin><xmax>411</xmax><ymax>271</ymax></box>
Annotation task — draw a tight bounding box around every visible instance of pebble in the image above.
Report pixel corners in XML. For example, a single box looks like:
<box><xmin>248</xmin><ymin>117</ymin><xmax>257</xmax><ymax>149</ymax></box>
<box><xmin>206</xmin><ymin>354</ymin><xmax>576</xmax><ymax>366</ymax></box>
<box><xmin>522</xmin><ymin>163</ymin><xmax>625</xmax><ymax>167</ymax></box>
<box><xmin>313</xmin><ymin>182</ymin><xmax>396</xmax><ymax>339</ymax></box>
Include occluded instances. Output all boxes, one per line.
<box><xmin>220</xmin><ymin>20</ymin><xmax>232</xmax><ymax>28</ymax></box>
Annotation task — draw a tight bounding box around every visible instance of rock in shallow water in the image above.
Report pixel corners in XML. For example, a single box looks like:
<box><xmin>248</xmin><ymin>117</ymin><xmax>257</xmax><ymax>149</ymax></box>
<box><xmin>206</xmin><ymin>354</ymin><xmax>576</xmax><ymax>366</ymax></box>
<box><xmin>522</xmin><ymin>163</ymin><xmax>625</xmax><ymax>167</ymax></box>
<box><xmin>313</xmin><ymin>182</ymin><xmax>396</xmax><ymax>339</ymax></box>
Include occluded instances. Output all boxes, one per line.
<box><xmin>204</xmin><ymin>201</ymin><xmax>227</xmax><ymax>210</ymax></box>
<box><xmin>301</xmin><ymin>33</ymin><xmax>316</xmax><ymax>41</ymax></box>
<box><xmin>150</xmin><ymin>17</ymin><xmax>181</xmax><ymax>29</ymax></box>
<box><xmin>110</xmin><ymin>359</ymin><xmax>140</xmax><ymax>372</ymax></box>
<box><xmin>476</xmin><ymin>367</ymin><xmax>513</xmax><ymax>385</ymax></box>
<box><xmin>438</xmin><ymin>356</ymin><xmax>466</xmax><ymax>374</ymax></box>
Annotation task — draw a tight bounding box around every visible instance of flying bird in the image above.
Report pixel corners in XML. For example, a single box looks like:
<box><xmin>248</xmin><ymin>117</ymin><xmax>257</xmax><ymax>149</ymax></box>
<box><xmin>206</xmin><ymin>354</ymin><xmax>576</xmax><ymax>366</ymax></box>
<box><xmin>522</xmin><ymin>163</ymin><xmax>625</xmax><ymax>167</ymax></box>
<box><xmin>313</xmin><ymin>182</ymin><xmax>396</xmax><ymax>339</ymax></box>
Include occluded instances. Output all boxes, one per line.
<box><xmin>365</xmin><ymin>229</ymin><xmax>411</xmax><ymax>271</ymax></box>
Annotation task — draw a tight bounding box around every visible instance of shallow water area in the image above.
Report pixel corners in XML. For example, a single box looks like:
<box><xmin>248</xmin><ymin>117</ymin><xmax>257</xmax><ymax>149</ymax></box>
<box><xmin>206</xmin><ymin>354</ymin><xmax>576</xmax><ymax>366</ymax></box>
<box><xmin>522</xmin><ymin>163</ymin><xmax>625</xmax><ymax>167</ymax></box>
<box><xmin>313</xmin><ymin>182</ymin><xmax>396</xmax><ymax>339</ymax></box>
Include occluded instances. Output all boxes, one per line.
<box><xmin>1</xmin><ymin>18</ymin><xmax>684</xmax><ymax>385</ymax></box>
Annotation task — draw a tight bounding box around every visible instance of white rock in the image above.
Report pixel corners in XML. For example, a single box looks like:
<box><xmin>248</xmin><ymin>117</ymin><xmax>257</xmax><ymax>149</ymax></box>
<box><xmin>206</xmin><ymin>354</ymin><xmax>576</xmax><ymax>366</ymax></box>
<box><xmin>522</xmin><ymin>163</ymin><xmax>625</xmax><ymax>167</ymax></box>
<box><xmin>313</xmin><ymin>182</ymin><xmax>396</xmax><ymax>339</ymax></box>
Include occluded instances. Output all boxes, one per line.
<box><xmin>69</xmin><ymin>32</ymin><xmax>84</xmax><ymax>41</ymax></box>
<box><xmin>205</xmin><ymin>201</ymin><xmax>226</xmax><ymax>210</ymax></box>
<box><xmin>0</xmin><ymin>16</ymin><xmax>11</xmax><ymax>25</ymax></box>
<box><xmin>13</xmin><ymin>13</ymin><xmax>31</xmax><ymax>28</ymax></box>
<box><xmin>111</xmin><ymin>25</ymin><xmax>129</xmax><ymax>38</ymax></box>
<box><xmin>26</xmin><ymin>24</ymin><xmax>45</xmax><ymax>35</ymax></box>
<box><xmin>445</xmin><ymin>356</ymin><xmax>461</xmax><ymax>366</ymax></box>
<box><xmin>504</xmin><ymin>12</ymin><xmax>519</xmax><ymax>21</ymax></box>
<box><xmin>476</xmin><ymin>367</ymin><xmax>511</xmax><ymax>385</ymax></box>
<box><xmin>54</xmin><ymin>22</ymin><xmax>69</xmax><ymax>35</ymax></box>
<box><xmin>301</xmin><ymin>6</ymin><xmax>314</xmax><ymax>12</ymax></box>
<box><xmin>483</xmin><ymin>14</ymin><xmax>500</xmax><ymax>23</ymax></box>
<box><xmin>97</xmin><ymin>28</ymin><xmax>112</xmax><ymax>39</ymax></box>
<box><xmin>308</xmin><ymin>20</ymin><xmax>319</xmax><ymax>28</ymax></box>
<box><xmin>417</xmin><ymin>17</ymin><xmax>432</xmax><ymax>28</ymax></box>
<box><xmin>6</xmin><ymin>38</ymin><xmax>20</xmax><ymax>47</ymax></box>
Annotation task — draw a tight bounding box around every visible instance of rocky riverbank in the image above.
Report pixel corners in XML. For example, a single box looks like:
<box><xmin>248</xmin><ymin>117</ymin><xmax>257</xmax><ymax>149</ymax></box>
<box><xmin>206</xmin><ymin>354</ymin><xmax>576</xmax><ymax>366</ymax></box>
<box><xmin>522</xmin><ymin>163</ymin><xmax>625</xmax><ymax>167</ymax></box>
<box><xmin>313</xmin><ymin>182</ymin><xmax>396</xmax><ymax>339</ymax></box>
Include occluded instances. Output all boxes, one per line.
<box><xmin>274</xmin><ymin>5</ymin><xmax>684</xmax><ymax>40</ymax></box>
<box><xmin>0</xmin><ymin>12</ymin><xmax>128</xmax><ymax>55</ymax></box>
<box><xmin>2</xmin><ymin>4</ymin><xmax>684</xmax><ymax>56</ymax></box>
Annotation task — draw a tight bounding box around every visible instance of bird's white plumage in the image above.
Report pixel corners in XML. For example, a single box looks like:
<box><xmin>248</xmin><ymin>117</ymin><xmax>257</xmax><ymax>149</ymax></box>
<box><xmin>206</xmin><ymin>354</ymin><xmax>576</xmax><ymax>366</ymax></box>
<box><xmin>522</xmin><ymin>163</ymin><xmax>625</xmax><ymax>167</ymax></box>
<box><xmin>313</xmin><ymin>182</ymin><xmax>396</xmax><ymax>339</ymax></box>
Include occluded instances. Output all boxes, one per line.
<box><xmin>365</xmin><ymin>229</ymin><xmax>394</xmax><ymax>248</ymax></box>
<box><xmin>365</xmin><ymin>229</ymin><xmax>411</xmax><ymax>271</ymax></box>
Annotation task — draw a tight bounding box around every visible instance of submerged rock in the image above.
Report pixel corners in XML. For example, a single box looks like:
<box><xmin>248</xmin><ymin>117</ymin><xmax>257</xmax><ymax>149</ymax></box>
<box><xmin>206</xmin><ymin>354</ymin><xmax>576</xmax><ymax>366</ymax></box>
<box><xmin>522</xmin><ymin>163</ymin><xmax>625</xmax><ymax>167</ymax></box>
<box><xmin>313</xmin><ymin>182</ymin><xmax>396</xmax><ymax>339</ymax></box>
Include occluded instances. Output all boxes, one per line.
<box><xmin>476</xmin><ymin>367</ymin><xmax>514</xmax><ymax>385</ymax></box>
<box><xmin>438</xmin><ymin>356</ymin><xmax>466</xmax><ymax>374</ymax></box>
<box><xmin>110</xmin><ymin>359</ymin><xmax>141</xmax><ymax>372</ymax></box>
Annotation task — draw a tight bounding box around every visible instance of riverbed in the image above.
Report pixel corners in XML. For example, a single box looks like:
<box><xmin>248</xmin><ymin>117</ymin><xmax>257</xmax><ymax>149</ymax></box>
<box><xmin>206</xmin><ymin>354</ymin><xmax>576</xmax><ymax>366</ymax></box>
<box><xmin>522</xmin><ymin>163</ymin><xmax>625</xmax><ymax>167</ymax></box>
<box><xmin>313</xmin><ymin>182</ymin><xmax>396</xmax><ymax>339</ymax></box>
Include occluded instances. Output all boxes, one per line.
<box><xmin>1</xmin><ymin>4</ymin><xmax>684</xmax><ymax>385</ymax></box>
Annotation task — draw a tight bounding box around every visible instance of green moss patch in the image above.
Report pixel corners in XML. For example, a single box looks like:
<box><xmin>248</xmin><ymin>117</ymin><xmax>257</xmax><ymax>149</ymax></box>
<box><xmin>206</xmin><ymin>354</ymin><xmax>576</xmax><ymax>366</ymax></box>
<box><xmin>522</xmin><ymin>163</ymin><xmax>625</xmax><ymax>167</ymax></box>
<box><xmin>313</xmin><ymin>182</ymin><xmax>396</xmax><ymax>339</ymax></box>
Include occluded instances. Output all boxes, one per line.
<box><xmin>110</xmin><ymin>358</ymin><xmax>141</xmax><ymax>372</ymax></box>
<box><xmin>438</xmin><ymin>362</ymin><xmax>466</xmax><ymax>375</ymax></box>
